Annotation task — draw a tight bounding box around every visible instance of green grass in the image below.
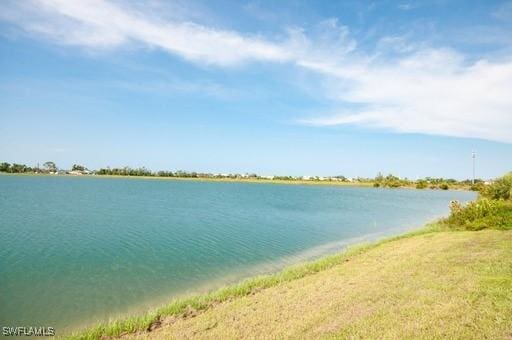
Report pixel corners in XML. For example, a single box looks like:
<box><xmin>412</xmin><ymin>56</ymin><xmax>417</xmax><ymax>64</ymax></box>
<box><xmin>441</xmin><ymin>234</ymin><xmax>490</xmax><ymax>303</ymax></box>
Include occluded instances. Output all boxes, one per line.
<box><xmin>133</xmin><ymin>230</ymin><xmax>512</xmax><ymax>339</ymax></box>
<box><xmin>68</xmin><ymin>228</ymin><xmax>434</xmax><ymax>339</ymax></box>
<box><xmin>67</xmin><ymin>225</ymin><xmax>512</xmax><ymax>339</ymax></box>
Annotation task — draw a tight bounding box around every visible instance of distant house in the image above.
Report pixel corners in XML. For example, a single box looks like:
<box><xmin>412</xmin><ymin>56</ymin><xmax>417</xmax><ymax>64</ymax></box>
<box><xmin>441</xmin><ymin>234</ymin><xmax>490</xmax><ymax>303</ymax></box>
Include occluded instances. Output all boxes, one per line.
<box><xmin>68</xmin><ymin>169</ymin><xmax>92</xmax><ymax>175</ymax></box>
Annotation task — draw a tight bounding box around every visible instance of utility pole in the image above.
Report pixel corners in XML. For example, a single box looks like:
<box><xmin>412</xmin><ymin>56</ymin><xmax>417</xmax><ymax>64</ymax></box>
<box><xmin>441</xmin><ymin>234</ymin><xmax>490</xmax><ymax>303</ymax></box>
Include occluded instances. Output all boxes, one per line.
<box><xmin>472</xmin><ymin>151</ymin><xmax>476</xmax><ymax>185</ymax></box>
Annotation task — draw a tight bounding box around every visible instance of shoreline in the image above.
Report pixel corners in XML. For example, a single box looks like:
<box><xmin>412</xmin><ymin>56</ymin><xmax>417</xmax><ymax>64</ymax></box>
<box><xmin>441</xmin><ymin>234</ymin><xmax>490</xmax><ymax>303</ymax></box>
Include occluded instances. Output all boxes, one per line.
<box><xmin>68</xmin><ymin>222</ymin><xmax>444</xmax><ymax>339</ymax></box>
<box><xmin>65</xmin><ymin>224</ymin><xmax>421</xmax><ymax>335</ymax></box>
<box><xmin>0</xmin><ymin>172</ymin><xmax>473</xmax><ymax>191</ymax></box>
<box><xmin>69</xmin><ymin>223</ymin><xmax>512</xmax><ymax>339</ymax></box>
<box><xmin>0</xmin><ymin>172</ymin><xmax>372</xmax><ymax>187</ymax></box>
<box><xmin>144</xmin><ymin>228</ymin><xmax>511</xmax><ymax>339</ymax></box>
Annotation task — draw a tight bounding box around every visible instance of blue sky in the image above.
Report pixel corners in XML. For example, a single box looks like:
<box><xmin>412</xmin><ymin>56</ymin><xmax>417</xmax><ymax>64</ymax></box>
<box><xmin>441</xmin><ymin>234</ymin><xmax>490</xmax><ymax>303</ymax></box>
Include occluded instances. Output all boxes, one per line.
<box><xmin>0</xmin><ymin>0</ymin><xmax>511</xmax><ymax>179</ymax></box>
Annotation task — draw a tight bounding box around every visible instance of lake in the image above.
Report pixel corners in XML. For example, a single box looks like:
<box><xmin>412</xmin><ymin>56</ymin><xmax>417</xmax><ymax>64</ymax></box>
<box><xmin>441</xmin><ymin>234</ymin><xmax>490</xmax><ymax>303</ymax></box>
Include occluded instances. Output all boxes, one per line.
<box><xmin>0</xmin><ymin>175</ymin><xmax>475</xmax><ymax>332</ymax></box>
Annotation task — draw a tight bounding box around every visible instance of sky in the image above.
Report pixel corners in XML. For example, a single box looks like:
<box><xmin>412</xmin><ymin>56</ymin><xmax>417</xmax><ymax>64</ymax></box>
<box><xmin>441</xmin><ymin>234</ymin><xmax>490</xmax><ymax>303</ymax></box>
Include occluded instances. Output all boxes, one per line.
<box><xmin>0</xmin><ymin>0</ymin><xmax>511</xmax><ymax>179</ymax></box>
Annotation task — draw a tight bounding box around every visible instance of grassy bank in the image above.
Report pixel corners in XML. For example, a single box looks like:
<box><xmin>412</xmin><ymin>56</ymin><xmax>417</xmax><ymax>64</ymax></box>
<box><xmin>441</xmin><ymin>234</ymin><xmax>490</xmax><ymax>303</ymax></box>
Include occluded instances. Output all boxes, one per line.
<box><xmin>69</xmin><ymin>226</ymin><xmax>512</xmax><ymax>339</ymax></box>
<box><xmin>68</xmin><ymin>229</ymin><xmax>422</xmax><ymax>339</ymax></box>
<box><xmin>138</xmin><ymin>230</ymin><xmax>511</xmax><ymax>339</ymax></box>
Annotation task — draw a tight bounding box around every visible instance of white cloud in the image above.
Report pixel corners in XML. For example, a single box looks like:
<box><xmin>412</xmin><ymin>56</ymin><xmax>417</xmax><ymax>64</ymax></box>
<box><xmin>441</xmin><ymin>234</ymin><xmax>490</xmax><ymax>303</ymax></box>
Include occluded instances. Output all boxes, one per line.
<box><xmin>0</xmin><ymin>0</ymin><xmax>291</xmax><ymax>65</ymax></box>
<box><xmin>1</xmin><ymin>0</ymin><xmax>511</xmax><ymax>143</ymax></box>
<box><xmin>301</xmin><ymin>49</ymin><xmax>512</xmax><ymax>143</ymax></box>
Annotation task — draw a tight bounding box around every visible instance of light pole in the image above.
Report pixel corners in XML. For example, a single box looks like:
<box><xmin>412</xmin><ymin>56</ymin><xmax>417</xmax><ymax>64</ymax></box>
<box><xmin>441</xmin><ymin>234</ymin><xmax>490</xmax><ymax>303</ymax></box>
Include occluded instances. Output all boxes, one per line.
<box><xmin>472</xmin><ymin>151</ymin><xmax>476</xmax><ymax>185</ymax></box>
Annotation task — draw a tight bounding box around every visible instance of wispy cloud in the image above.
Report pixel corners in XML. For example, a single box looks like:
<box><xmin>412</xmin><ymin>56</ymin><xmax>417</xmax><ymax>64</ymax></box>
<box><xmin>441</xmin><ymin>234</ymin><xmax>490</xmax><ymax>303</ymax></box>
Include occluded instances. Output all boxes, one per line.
<box><xmin>0</xmin><ymin>0</ymin><xmax>290</xmax><ymax>65</ymax></box>
<box><xmin>1</xmin><ymin>0</ymin><xmax>511</xmax><ymax>143</ymax></box>
<box><xmin>301</xmin><ymin>48</ymin><xmax>512</xmax><ymax>143</ymax></box>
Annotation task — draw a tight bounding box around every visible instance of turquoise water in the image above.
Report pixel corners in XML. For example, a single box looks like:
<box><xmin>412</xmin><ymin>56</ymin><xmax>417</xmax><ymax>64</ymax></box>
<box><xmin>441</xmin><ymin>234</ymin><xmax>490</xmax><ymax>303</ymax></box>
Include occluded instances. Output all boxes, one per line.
<box><xmin>0</xmin><ymin>175</ymin><xmax>475</xmax><ymax>332</ymax></box>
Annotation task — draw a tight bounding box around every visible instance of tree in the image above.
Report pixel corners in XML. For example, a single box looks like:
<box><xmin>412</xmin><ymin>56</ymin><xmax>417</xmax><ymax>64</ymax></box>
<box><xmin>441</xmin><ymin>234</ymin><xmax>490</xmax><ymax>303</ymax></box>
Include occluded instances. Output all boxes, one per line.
<box><xmin>72</xmin><ymin>164</ymin><xmax>85</xmax><ymax>171</ymax></box>
<box><xmin>11</xmin><ymin>163</ymin><xmax>27</xmax><ymax>173</ymax></box>
<box><xmin>43</xmin><ymin>161</ymin><xmax>57</xmax><ymax>172</ymax></box>
<box><xmin>0</xmin><ymin>162</ymin><xmax>10</xmax><ymax>172</ymax></box>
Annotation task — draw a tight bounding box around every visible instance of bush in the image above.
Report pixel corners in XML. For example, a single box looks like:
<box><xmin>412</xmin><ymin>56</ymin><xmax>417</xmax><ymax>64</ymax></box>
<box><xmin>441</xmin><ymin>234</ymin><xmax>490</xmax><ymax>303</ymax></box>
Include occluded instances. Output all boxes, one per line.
<box><xmin>415</xmin><ymin>180</ymin><xmax>427</xmax><ymax>189</ymax></box>
<box><xmin>481</xmin><ymin>172</ymin><xmax>512</xmax><ymax>200</ymax></box>
<box><xmin>387</xmin><ymin>180</ymin><xmax>401</xmax><ymax>188</ymax></box>
<box><xmin>470</xmin><ymin>183</ymin><xmax>484</xmax><ymax>192</ymax></box>
<box><xmin>443</xmin><ymin>199</ymin><xmax>512</xmax><ymax>230</ymax></box>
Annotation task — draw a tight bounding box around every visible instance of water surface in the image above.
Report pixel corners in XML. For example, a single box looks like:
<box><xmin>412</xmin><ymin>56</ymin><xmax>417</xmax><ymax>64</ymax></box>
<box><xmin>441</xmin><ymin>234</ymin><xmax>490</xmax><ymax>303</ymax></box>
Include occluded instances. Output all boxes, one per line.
<box><xmin>0</xmin><ymin>175</ymin><xmax>475</xmax><ymax>332</ymax></box>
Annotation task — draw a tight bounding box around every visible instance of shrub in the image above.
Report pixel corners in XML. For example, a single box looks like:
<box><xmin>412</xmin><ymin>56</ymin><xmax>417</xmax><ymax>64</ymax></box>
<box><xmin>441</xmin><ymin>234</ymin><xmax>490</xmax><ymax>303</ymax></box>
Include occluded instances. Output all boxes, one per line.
<box><xmin>387</xmin><ymin>180</ymin><xmax>401</xmax><ymax>188</ymax></box>
<box><xmin>481</xmin><ymin>172</ymin><xmax>512</xmax><ymax>200</ymax></box>
<box><xmin>443</xmin><ymin>199</ymin><xmax>512</xmax><ymax>231</ymax></box>
<box><xmin>470</xmin><ymin>183</ymin><xmax>484</xmax><ymax>192</ymax></box>
<box><xmin>415</xmin><ymin>180</ymin><xmax>427</xmax><ymax>189</ymax></box>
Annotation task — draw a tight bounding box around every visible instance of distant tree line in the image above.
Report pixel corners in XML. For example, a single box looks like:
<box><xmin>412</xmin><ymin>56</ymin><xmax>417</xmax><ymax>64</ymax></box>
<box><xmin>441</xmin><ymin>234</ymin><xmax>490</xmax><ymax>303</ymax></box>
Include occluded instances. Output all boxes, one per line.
<box><xmin>0</xmin><ymin>160</ymin><xmax>488</xmax><ymax>191</ymax></box>
<box><xmin>0</xmin><ymin>162</ymin><xmax>33</xmax><ymax>173</ymax></box>
<box><xmin>97</xmin><ymin>167</ymin><xmax>263</xmax><ymax>179</ymax></box>
<box><xmin>0</xmin><ymin>161</ymin><xmax>57</xmax><ymax>173</ymax></box>
<box><xmin>97</xmin><ymin>167</ymin><xmax>153</xmax><ymax>177</ymax></box>
<box><xmin>97</xmin><ymin>167</ymin><xmax>210</xmax><ymax>178</ymax></box>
